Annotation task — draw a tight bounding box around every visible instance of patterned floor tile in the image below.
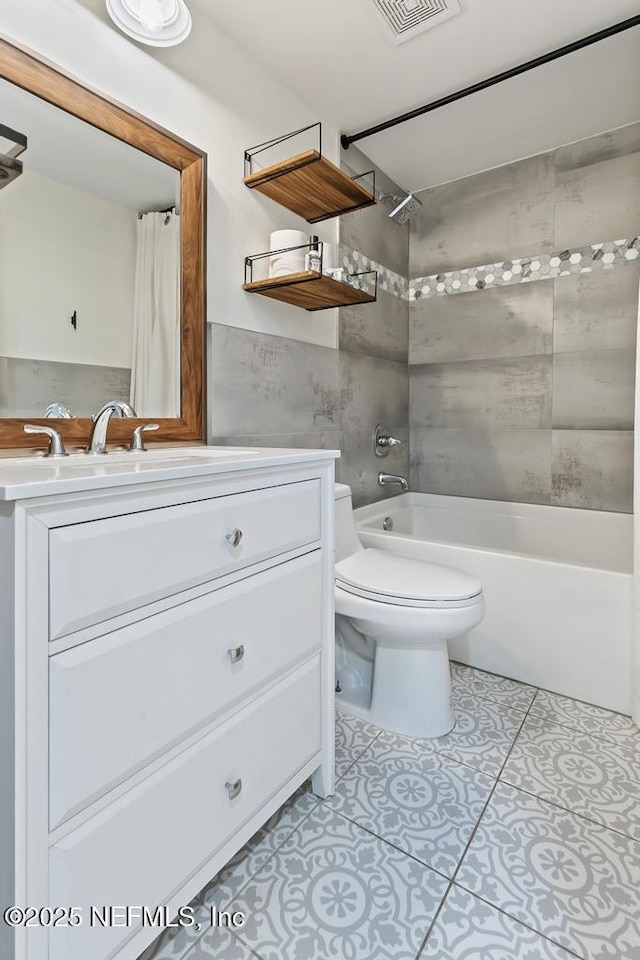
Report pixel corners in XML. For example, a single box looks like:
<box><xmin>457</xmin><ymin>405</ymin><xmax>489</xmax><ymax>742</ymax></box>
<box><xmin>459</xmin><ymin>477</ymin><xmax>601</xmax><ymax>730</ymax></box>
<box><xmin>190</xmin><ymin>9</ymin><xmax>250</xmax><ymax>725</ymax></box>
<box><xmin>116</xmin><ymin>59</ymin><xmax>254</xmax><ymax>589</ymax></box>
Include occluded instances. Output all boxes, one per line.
<box><xmin>502</xmin><ymin>713</ymin><xmax>640</xmax><ymax>841</ymax></box>
<box><xmin>530</xmin><ymin>689</ymin><xmax>639</xmax><ymax>747</ymax></box>
<box><xmin>420</xmin><ymin>884</ymin><xmax>580</xmax><ymax>959</ymax></box>
<box><xmin>457</xmin><ymin>783</ymin><xmax>640</xmax><ymax>959</ymax></box>
<box><xmin>142</xmin><ymin>785</ymin><xmax>318</xmax><ymax>960</ymax></box>
<box><xmin>183</xmin><ymin>927</ymin><xmax>257</xmax><ymax>959</ymax></box>
<box><xmin>137</xmin><ymin>891</ymin><xmax>209</xmax><ymax>960</ymax></box>
<box><xmin>200</xmin><ymin>784</ymin><xmax>319</xmax><ymax>912</ymax></box>
<box><xmin>335</xmin><ymin>708</ymin><xmax>381</xmax><ymax>779</ymax></box>
<box><xmin>326</xmin><ymin>731</ymin><xmax>493</xmax><ymax>877</ymax></box>
<box><xmin>423</xmin><ymin>691</ymin><xmax>526</xmax><ymax>777</ymax></box>
<box><xmin>220</xmin><ymin>803</ymin><xmax>448</xmax><ymax>960</ymax></box>
<box><xmin>451</xmin><ymin>662</ymin><xmax>537</xmax><ymax>713</ymax></box>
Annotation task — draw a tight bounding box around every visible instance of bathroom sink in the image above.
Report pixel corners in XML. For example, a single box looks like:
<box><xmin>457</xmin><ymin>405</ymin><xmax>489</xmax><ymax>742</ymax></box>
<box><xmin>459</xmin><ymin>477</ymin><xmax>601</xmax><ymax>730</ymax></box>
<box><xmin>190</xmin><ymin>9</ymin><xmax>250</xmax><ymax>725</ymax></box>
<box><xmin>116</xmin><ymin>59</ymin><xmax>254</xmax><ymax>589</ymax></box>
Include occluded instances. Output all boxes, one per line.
<box><xmin>18</xmin><ymin>447</ymin><xmax>254</xmax><ymax>467</ymax></box>
<box><xmin>0</xmin><ymin>445</ymin><xmax>337</xmax><ymax>500</ymax></box>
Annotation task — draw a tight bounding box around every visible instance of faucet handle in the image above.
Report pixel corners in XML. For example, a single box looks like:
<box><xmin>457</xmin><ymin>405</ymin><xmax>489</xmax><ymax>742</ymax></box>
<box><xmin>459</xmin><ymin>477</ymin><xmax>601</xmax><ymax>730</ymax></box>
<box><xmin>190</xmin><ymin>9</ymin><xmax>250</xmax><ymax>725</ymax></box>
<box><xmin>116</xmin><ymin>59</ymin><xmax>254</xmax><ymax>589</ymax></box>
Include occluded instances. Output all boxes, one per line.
<box><xmin>373</xmin><ymin>423</ymin><xmax>402</xmax><ymax>458</ymax></box>
<box><xmin>129</xmin><ymin>422</ymin><xmax>160</xmax><ymax>452</ymax></box>
<box><xmin>24</xmin><ymin>424</ymin><xmax>68</xmax><ymax>458</ymax></box>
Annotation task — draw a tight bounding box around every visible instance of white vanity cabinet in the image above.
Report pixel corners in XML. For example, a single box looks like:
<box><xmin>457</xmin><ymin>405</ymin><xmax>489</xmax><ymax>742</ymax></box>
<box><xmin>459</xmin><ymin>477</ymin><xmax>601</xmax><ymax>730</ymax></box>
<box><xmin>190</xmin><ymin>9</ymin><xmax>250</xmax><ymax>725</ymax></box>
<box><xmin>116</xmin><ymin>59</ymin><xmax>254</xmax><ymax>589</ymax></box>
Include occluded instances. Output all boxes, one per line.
<box><xmin>0</xmin><ymin>450</ymin><xmax>336</xmax><ymax>960</ymax></box>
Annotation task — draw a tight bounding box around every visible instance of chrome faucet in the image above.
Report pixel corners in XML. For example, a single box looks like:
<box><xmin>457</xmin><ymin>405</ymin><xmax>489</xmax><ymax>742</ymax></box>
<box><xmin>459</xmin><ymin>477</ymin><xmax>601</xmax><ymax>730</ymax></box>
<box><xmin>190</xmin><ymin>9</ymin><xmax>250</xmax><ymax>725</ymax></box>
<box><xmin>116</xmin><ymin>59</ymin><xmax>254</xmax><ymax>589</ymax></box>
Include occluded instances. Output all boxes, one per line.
<box><xmin>86</xmin><ymin>401</ymin><xmax>136</xmax><ymax>455</ymax></box>
<box><xmin>378</xmin><ymin>472</ymin><xmax>409</xmax><ymax>491</ymax></box>
<box><xmin>44</xmin><ymin>402</ymin><xmax>74</xmax><ymax>419</ymax></box>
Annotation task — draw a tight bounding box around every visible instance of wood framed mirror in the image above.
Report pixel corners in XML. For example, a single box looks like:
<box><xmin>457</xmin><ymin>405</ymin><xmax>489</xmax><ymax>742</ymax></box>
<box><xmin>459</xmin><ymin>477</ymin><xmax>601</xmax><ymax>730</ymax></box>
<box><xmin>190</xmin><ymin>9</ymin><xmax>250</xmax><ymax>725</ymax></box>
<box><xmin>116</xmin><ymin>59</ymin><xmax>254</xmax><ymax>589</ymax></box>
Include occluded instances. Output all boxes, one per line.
<box><xmin>0</xmin><ymin>37</ymin><xmax>206</xmax><ymax>450</ymax></box>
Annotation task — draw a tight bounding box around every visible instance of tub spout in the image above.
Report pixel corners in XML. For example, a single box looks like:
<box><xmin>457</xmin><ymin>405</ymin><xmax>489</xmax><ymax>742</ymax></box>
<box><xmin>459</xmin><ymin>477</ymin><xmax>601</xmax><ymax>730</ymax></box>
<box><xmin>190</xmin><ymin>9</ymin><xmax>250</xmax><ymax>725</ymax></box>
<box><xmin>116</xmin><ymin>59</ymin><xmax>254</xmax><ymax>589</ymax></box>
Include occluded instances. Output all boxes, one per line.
<box><xmin>378</xmin><ymin>472</ymin><xmax>409</xmax><ymax>491</ymax></box>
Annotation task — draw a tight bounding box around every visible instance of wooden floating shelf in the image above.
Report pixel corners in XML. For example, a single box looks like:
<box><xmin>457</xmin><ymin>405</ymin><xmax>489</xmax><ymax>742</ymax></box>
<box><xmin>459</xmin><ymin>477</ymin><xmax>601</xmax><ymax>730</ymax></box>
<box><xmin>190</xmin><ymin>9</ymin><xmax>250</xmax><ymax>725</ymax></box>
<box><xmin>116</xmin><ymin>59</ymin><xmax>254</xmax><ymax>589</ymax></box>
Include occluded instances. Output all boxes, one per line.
<box><xmin>243</xmin><ymin>271</ymin><xmax>377</xmax><ymax>311</ymax></box>
<box><xmin>243</xmin><ymin>150</ymin><xmax>376</xmax><ymax>223</ymax></box>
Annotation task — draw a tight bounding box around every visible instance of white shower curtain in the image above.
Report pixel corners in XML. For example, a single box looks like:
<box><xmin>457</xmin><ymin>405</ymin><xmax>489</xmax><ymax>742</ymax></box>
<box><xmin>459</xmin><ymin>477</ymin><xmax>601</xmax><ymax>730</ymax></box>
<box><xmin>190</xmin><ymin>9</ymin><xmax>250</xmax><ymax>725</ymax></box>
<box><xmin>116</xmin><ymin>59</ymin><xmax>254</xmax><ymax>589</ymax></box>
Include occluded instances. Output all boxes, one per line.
<box><xmin>130</xmin><ymin>210</ymin><xmax>181</xmax><ymax>417</ymax></box>
<box><xmin>634</xmin><ymin>275</ymin><xmax>640</xmax><ymax>728</ymax></box>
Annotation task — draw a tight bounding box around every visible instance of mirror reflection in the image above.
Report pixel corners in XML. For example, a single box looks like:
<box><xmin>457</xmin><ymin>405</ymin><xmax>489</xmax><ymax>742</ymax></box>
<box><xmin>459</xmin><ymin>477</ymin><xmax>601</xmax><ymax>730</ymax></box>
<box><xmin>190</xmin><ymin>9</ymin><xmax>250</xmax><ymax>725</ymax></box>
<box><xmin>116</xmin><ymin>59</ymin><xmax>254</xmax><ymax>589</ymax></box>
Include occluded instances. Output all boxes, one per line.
<box><xmin>0</xmin><ymin>77</ymin><xmax>181</xmax><ymax>419</ymax></box>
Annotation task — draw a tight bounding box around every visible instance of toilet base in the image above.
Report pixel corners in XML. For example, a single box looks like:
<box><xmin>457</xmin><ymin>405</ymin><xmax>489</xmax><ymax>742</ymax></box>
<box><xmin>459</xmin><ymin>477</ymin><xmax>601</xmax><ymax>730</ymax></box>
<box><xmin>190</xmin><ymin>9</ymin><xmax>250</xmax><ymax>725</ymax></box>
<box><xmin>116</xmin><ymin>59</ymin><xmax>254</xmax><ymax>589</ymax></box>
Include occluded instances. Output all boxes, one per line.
<box><xmin>371</xmin><ymin>641</ymin><xmax>454</xmax><ymax>739</ymax></box>
<box><xmin>337</xmin><ymin>639</ymin><xmax>455</xmax><ymax>740</ymax></box>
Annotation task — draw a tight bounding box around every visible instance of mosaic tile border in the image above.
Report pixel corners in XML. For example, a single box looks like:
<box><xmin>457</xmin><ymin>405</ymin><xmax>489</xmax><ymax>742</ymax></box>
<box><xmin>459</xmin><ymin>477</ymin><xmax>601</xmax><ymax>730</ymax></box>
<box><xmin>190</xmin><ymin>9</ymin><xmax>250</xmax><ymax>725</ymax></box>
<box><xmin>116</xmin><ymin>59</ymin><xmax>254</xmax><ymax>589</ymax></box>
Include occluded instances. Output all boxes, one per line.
<box><xmin>339</xmin><ymin>243</ymin><xmax>408</xmax><ymax>299</ymax></box>
<box><xmin>409</xmin><ymin>237</ymin><xmax>640</xmax><ymax>300</ymax></box>
<box><xmin>337</xmin><ymin>238</ymin><xmax>640</xmax><ymax>303</ymax></box>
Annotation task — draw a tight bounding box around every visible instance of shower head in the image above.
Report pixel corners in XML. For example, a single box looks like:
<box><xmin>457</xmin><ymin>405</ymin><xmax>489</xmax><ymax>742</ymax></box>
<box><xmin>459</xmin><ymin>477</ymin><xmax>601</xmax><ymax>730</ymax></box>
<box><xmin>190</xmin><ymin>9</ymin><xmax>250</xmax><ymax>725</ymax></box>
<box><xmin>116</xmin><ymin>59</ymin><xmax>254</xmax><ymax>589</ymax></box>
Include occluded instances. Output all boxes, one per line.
<box><xmin>0</xmin><ymin>123</ymin><xmax>27</xmax><ymax>191</ymax></box>
<box><xmin>379</xmin><ymin>192</ymin><xmax>422</xmax><ymax>224</ymax></box>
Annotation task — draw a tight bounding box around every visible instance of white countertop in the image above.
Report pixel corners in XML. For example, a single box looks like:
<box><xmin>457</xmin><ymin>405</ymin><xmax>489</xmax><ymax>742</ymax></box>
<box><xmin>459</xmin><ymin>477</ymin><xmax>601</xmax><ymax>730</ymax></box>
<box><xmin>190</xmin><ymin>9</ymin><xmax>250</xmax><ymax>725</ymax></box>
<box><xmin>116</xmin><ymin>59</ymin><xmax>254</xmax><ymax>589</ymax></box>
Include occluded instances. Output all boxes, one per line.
<box><xmin>0</xmin><ymin>446</ymin><xmax>340</xmax><ymax>501</ymax></box>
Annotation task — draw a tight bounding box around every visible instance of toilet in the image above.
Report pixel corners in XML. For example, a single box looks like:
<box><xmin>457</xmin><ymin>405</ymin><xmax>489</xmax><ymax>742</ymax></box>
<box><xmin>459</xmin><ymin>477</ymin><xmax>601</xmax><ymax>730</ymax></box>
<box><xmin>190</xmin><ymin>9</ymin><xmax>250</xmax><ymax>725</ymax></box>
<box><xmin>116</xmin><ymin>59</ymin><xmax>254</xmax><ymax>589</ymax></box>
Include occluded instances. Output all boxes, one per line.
<box><xmin>334</xmin><ymin>483</ymin><xmax>484</xmax><ymax>738</ymax></box>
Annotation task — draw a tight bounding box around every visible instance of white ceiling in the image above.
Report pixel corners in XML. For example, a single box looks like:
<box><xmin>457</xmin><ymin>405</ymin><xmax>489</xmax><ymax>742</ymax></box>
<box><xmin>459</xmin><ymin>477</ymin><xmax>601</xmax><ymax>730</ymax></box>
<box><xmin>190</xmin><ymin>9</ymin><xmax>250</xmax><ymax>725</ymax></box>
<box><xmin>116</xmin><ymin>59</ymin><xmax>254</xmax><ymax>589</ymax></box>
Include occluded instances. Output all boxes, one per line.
<box><xmin>194</xmin><ymin>0</ymin><xmax>640</xmax><ymax>190</ymax></box>
<box><xmin>0</xmin><ymin>76</ymin><xmax>178</xmax><ymax>211</ymax></box>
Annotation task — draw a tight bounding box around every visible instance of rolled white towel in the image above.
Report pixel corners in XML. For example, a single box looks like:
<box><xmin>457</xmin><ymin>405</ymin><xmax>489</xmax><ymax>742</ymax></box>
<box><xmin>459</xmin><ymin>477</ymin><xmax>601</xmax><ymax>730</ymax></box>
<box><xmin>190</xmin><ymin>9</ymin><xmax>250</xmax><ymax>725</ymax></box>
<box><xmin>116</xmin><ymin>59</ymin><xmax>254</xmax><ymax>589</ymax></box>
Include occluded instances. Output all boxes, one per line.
<box><xmin>269</xmin><ymin>229</ymin><xmax>307</xmax><ymax>277</ymax></box>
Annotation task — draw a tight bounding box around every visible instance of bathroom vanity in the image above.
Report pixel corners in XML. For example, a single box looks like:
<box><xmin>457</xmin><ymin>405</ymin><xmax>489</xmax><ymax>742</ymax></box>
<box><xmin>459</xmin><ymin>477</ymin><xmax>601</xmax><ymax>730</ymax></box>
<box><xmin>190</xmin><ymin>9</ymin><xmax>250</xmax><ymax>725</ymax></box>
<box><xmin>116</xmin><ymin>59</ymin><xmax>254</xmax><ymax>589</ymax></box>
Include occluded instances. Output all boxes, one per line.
<box><xmin>0</xmin><ymin>447</ymin><xmax>336</xmax><ymax>960</ymax></box>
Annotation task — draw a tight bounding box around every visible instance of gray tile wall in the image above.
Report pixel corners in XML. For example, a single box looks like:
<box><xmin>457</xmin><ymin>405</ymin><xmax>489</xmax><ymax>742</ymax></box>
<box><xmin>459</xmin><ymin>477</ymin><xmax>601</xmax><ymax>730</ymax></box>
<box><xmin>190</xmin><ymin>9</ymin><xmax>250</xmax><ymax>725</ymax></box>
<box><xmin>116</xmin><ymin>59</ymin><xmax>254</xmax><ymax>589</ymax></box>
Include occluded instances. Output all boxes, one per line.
<box><xmin>409</xmin><ymin>123</ymin><xmax>640</xmax><ymax>513</ymax></box>
<box><xmin>410</xmin><ymin>284</ymin><xmax>553</xmax><ymax>364</ymax></box>
<box><xmin>209</xmin><ymin>324</ymin><xmax>408</xmax><ymax>507</ymax></box>
<box><xmin>0</xmin><ymin>356</ymin><xmax>131</xmax><ymax>418</ymax></box>
<box><xmin>410</xmin><ymin>427</ymin><xmax>552</xmax><ymax>505</ymax></box>
<box><xmin>410</xmin><ymin>154</ymin><xmax>555</xmax><ymax>276</ymax></box>
<box><xmin>210</xmin><ymin>148</ymin><xmax>410</xmax><ymax>508</ymax></box>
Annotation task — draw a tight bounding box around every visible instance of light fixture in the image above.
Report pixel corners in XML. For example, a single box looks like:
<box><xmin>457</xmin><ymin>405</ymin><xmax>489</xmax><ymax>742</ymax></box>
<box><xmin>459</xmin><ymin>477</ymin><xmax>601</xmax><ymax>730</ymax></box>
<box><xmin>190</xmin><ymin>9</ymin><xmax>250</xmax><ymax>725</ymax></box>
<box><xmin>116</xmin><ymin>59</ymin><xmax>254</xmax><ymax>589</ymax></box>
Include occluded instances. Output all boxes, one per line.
<box><xmin>0</xmin><ymin>123</ymin><xmax>27</xmax><ymax>190</ymax></box>
<box><xmin>106</xmin><ymin>0</ymin><xmax>192</xmax><ymax>47</ymax></box>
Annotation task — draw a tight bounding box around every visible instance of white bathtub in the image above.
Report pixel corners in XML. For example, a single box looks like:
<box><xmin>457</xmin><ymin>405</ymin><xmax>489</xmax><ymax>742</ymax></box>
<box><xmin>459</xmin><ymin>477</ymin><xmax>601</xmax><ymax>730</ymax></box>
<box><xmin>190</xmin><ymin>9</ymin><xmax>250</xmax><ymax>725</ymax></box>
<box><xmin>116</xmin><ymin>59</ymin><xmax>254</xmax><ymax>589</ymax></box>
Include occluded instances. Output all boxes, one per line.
<box><xmin>355</xmin><ymin>493</ymin><xmax>633</xmax><ymax>714</ymax></box>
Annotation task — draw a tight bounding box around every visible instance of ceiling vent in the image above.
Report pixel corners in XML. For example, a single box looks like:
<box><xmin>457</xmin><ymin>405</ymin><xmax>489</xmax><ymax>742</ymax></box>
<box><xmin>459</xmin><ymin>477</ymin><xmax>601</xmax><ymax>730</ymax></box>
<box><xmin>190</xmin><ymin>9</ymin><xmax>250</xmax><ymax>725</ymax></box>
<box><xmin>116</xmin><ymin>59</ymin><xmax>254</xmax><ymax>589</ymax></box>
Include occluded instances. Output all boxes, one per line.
<box><xmin>371</xmin><ymin>0</ymin><xmax>461</xmax><ymax>44</ymax></box>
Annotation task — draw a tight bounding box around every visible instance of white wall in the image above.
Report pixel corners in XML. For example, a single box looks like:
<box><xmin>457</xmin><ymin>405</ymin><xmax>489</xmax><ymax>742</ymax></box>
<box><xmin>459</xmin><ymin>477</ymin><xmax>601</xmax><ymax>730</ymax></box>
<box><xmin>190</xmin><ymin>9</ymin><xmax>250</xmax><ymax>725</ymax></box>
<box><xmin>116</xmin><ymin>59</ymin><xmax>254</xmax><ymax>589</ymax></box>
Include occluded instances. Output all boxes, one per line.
<box><xmin>0</xmin><ymin>169</ymin><xmax>136</xmax><ymax>367</ymax></box>
<box><xmin>0</xmin><ymin>0</ymin><xmax>339</xmax><ymax>350</ymax></box>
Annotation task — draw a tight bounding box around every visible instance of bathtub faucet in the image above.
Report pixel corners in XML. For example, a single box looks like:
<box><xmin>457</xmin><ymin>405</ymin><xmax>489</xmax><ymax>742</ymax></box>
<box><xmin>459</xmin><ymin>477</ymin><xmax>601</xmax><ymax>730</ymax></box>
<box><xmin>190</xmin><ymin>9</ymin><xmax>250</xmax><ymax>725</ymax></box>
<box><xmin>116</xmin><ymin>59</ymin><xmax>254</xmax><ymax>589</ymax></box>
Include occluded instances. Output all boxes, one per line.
<box><xmin>378</xmin><ymin>472</ymin><xmax>409</xmax><ymax>491</ymax></box>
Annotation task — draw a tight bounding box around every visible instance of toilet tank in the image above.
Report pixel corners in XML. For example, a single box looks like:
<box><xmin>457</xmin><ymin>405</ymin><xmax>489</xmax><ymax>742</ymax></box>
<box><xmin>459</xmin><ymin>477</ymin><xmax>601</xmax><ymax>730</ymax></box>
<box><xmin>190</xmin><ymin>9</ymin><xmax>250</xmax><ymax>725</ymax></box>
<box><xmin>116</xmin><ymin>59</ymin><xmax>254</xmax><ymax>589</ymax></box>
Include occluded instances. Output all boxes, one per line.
<box><xmin>334</xmin><ymin>484</ymin><xmax>364</xmax><ymax>562</ymax></box>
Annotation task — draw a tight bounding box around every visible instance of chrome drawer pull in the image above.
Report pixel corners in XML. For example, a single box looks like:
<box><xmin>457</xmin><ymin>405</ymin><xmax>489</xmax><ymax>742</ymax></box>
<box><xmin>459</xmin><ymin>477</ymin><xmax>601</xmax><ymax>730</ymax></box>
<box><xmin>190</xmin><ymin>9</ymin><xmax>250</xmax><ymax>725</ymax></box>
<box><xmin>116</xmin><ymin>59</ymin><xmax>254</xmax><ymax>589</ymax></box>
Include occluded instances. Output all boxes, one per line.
<box><xmin>225</xmin><ymin>528</ymin><xmax>243</xmax><ymax>548</ymax></box>
<box><xmin>225</xmin><ymin>778</ymin><xmax>242</xmax><ymax>801</ymax></box>
<box><xmin>227</xmin><ymin>645</ymin><xmax>245</xmax><ymax>664</ymax></box>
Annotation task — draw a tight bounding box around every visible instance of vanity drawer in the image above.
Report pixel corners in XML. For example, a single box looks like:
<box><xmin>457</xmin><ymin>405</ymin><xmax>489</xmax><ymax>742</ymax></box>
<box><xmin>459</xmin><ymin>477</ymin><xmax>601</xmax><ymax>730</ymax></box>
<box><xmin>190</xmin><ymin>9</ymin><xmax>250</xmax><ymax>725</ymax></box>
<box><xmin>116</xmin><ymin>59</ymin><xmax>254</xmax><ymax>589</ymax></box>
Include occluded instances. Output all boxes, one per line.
<box><xmin>49</xmin><ymin>551</ymin><xmax>322</xmax><ymax>827</ymax></box>
<box><xmin>49</xmin><ymin>478</ymin><xmax>321</xmax><ymax>639</ymax></box>
<box><xmin>48</xmin><ymin>660</ymin><xmax>320</xmax><ymax>960</ymax></box>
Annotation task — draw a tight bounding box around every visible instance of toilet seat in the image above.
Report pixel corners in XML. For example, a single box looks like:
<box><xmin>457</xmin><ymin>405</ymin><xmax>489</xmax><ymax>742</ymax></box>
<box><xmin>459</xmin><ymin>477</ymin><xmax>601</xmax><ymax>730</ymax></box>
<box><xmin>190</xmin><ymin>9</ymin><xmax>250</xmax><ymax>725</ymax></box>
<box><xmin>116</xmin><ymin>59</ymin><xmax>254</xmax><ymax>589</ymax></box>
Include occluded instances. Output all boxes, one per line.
<box><xmin>335</xmin><ymin>548</ymin><xmax>482</xmax><ymax>609</ymax></box>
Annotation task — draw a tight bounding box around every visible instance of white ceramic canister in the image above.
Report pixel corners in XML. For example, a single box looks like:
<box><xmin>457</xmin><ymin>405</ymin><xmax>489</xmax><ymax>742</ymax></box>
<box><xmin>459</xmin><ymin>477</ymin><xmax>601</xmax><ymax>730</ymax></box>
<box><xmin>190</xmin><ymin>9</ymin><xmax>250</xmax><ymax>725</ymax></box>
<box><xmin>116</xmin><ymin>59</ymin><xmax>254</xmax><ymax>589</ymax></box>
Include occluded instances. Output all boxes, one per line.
<box><xmin>269</xmin><ymin>230</ymin><xmax>308</xmax><ymax>278</ymax></box>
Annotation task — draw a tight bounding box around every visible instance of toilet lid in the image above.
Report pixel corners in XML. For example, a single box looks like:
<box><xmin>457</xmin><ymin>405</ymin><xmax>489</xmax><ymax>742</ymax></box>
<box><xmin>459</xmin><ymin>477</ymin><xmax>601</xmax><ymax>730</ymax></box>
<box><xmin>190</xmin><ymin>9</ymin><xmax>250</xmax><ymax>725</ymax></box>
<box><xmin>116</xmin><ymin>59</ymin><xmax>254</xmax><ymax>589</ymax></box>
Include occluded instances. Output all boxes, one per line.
<box><xmin>335</xmin><ymin>548</ymin><xmax>482</xmax><ymax>606</ymax></box>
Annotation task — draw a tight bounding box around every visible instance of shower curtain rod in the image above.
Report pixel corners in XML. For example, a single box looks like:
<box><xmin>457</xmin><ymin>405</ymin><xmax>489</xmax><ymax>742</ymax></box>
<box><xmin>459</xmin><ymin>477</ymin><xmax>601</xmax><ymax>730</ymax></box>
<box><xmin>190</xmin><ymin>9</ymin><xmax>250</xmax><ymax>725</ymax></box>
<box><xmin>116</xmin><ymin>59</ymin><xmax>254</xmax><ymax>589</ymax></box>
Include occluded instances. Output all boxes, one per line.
<box><xmin>340</xmin><ymin>15</ymin><xmax>640</xmax><ymax>150</ymax></box>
